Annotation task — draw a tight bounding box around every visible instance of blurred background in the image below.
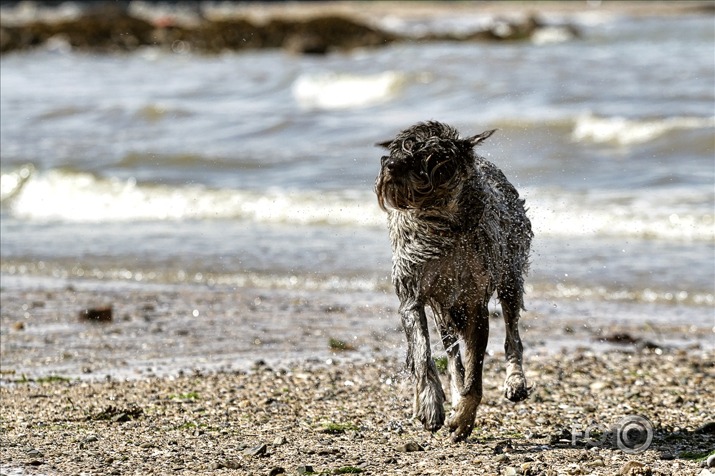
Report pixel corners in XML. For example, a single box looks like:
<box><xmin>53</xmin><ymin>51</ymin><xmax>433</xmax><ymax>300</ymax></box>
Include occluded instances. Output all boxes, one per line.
<box><xmin>1</xmin><ymin>1</ymin><xmax>713</xmax><ymax>367</ymax></box>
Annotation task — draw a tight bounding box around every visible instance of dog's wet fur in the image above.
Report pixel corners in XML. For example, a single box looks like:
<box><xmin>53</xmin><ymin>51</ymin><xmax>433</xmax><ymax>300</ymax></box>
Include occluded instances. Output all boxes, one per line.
<box><xmin>375</xmin><ymin>121</ymin><xmax>533</xmax><ymax>442</ymax></box>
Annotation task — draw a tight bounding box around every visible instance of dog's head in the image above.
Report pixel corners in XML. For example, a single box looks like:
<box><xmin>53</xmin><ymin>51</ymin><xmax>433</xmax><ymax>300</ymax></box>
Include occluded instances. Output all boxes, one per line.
<box><xmin>375</xmin><ymin>121</ymin><xmax>495</xmax><ymax>211</ymax></box>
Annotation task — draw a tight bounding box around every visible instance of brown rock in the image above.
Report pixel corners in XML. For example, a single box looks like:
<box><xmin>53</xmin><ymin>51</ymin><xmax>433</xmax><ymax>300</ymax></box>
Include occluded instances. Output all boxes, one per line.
<box><xmin>79</xmin><ymin>306</ymin><xmax>113</xmax><ymax>322</ymax></box>
<box><xmin>396</xmin><ymin>441</ymin><xmax>423</xmax><ymax>452</ymax></box>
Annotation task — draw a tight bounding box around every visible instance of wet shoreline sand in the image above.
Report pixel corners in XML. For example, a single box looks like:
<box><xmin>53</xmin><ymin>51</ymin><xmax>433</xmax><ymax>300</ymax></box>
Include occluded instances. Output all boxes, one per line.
<box><xmin>1</xmin><ymin>276</ymin><xmax>714</xmax><ymax>474</ymax></box>
<box><xmin>1</xmin><ymin>275</ymin><xmax>712</xmax><ymax>382</ymax></box>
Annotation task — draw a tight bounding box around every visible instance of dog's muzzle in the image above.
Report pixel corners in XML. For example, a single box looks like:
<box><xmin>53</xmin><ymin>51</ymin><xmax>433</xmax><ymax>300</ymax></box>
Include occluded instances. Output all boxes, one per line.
<box><xmin>376</xmin><ymin>165</ymin><xmax>403</xmax><ymax>211</ymax></box>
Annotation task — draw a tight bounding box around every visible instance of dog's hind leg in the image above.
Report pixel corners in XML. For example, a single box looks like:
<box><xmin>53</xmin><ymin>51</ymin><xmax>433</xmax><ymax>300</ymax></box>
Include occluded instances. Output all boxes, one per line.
<box><xmin>400</xmin><ymin>303</ymin><xmax>446</xmax><ymax>432</ymax></box>
<box><xmin>436</xmin><ymin>323</ymin><xmax>465</xmax><ymax>408</ymax></box>
<box><xmin>446</xmin><ymin>303</ymin><xmax>489</xmax><ymax>442</ymax></box>
<box><xmin>499</xmin><ymin>287</ymin><xmax>530</xmax><ymax>402</ymax></box>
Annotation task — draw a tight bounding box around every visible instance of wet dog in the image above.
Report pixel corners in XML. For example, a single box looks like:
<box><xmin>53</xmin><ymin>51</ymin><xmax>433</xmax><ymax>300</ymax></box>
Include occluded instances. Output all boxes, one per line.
<box><xmin>375</xmin><ymin>121</ymin><xmax>533</xmax><ymax>442</ymax></box>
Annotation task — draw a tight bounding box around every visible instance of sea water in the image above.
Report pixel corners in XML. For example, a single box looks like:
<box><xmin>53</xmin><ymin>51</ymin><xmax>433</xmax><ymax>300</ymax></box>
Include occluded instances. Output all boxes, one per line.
<box><xmin>1</xmin><ymin>11</ymin><xmax>713</xmax><ymax>351</ymax></box>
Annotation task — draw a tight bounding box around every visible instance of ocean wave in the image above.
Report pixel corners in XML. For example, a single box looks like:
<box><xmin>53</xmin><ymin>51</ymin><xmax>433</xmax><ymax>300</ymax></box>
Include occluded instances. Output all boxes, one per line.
<box><xmin>527</xmin><ymin>187</ymin><xmax>714</xmax><ymax>242</ymax></box>
<box><xmin>0</xmin><ymin>167</ymin><xmax>384</xmax><ymax>226</ymax></box>
<box><xmin>292</xmin><ymin>71</ymin><xmax>405</xmax><ymax>110</ymax></box>
<box><xmin>0</xmin><ymin>163</ymin><xmax>34</xmax><ymax>201</ymax></box>
<box><xmin>1</xmin><ymin>167</ymin><xmax>712</xmax><ymax>242</ymax></box>
<box><xmin>571</xmin><ymin>113</ymin><xmax>715</xmax><ymax>146</ymax></box>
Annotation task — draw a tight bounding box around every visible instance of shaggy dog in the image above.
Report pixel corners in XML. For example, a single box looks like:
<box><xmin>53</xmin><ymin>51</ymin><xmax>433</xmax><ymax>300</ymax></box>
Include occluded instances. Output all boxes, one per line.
<box><xmin>374</xmin><ymin>121</ymin><xmax>533</xmax><ymax>442</ymax></box>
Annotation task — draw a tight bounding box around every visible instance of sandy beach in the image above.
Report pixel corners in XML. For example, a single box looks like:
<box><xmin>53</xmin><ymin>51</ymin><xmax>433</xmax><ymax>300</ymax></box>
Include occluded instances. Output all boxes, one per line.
<box><xmin>1</xmin><ymin>279</ymin><xmax>714</xmax><ymax>475</ymax></box>
<box><xmin>1</xmin><ymin>337</ymin><xmax>713</xmax><ymax>475</ymax></box>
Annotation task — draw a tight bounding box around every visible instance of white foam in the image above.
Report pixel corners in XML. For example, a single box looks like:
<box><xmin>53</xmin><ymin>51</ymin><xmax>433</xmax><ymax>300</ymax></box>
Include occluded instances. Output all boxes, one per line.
<box><xmin>0</xmin><ymin>164</ymin><xmax>34</xmax><ymax>201</ymax></box>
<box><xmin>526</xmin><ymin>188</ymin><xmax>714</xmax><ymax>242</ymax></box>
<box><xmin>3</xmin><ymin>169</ymin><xmax>712</xmax><ymax>242</ymax></box>
<box><xmin>531</xmin><ymin>26</ymin><xmax>576</xmax><ymax>45</ymax></box>
<box><xmin>292</xmin><ymin>71</ymin><xmax>404</xmax><ymax>110</ymax></box>
<box><xmin>3</xmin><ymin>169</ymin><xmax>385</xmax><ymax>227</ymax></box>
<box><xmin>571</xmin><ymin>113</ymin><xmax>715</xmax><ymax>146</ymax></box>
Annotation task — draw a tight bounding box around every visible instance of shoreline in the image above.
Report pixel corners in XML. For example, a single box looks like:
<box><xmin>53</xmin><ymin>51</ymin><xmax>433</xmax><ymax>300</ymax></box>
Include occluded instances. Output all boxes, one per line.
<box><xmin>1</xmin><ymin>274</ymin><xmax>712</xmax><ymax>383</ymax></box>
<box><xmin>1</xmin><ymin>1</ymin><xmax>713</xmax><ymax>54</ymax></box>
<box><xmin>2</xmin><ymin>1</ymin><xmax>712</xmax><ymax>25</ymax></box>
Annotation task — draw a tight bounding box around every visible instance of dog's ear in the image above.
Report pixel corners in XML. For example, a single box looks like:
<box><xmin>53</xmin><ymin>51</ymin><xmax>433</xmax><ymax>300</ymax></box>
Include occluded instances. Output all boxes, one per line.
<box><xmin>375</xmin><ymin>140</ymin><xmax>393</xmax><ymax>149</ymax></box>
<box><xmin>467</xmin><ymin>129</ymin><xmax>497</xmax><ymax>147</ymax></box>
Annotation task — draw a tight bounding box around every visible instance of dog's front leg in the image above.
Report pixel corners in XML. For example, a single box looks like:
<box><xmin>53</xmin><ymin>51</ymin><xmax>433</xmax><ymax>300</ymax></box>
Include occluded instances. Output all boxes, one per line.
<box><xmin>446</xmin><ymin>306</ymin><xmax>489</xmax><ymax>442</ymax></box>
<box><xmin>400</xmin><ymin>302</ymin><xmax>445</xmax><ymax>432</ymax></box>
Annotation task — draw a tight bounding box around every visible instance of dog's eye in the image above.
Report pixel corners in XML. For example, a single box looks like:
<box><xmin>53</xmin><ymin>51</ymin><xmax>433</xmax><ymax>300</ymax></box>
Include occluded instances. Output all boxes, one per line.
<box><xmin>425</xmin><ymin>154</ymin><xmax>442</xmax><ymax>168</ymax></box>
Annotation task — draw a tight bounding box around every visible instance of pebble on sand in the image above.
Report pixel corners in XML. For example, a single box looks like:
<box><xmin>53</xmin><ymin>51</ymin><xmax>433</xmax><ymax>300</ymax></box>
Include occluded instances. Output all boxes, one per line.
<box><xmin>79</xmin><ymin>306</ymin><xmax>113</xmax><ymax>322</ymax></box>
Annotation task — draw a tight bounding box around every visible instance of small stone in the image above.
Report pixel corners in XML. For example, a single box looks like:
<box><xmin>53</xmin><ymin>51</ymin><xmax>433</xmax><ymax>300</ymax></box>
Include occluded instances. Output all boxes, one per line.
<box><xmin>297</xmin><ymin>466</ymin><xmax>315</xmax><ymax>474</ymax></box>
<box><xmin>659</xmin><ymin>451</ymin><xmax>675</xmax><ymax>461</ymax></box>
<box><xmin>588</xmin><ymin>459</ymin><xmax>605</xmax><ymax>467</ymax></box>
<box><xmin>589</xmin><ymin>381</ymin><xmax>609</xmax><ymax>391</ymax></box>
<box><xmin>245</xmin><ymin>443</ymin><xmax>267</xmax><ymax>457</ymax></box>
<box><xmin>619</xmin><ymin>461</ymin><xmax>651</xmax><ymax>476</ymax></box>
<box><xmin>111</xmin><ymin>413</ymin><xmax>129</xmax><ymax>423</ymax></box>
<box><xmin>273</xmin><ymin>435</ymin><xmax>287</xmax><ymax>446</ymax></box>
<box><xmin>268</xmin><ymin>467</ymin><xmax>285</xmax><ymax>476</ymax></box>
<box><xmin>396</xmin><ymin>441</ymin><xmax>423</xmax><ymax>452</ymax></box>
<box><xmin>83</xmin><ymin>435</ymin><xmax>99</xmax><ymax>444</ymax></box>
<box><xmin>26</xmin><ymin>449</ymin><xmax>43</xmax><ymax>458</ymax></box>
<box><xmin>698</xmin><ymin>469</ymin><xmax>714</xmax><ymax>476</ymax></box>
<box><xmin>495</xmin><ymin>454</ymin><xmax>509</xmax><ymax>463</ymax></box>
<box><xmin>493</xmin><ymin>440</ymin><xmax>514</xmax><ymax>455</ymax></box>
<box><xmin>79</xmin><ymin>306</ymin><xmax>113</xmax><ymax>322</ymax></box>
<box><xmin>504</xmin><ymin>466</ymin><xmax>517</xmax><ymax>476</ymax></box>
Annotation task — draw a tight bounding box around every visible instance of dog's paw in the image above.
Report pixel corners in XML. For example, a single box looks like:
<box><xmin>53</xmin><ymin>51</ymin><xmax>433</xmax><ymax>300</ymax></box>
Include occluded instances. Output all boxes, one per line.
<box><xmin>417</xmin><ymin>407</ymin><xmax>444</xmax><ymax>433</ymax></box>
<box><xmin>446</xmin><ymin>396</ymin><xmax>479</xmax><ymax>442</ymax></box>
<box><xmin>414</xmin><ymin>376</ymin><xmax>446</xmax><ymax>432</ymax></box>
<box><xmin>504</xmin><ymin>373</ymin><xmax>530</xmax><ymax>402</ymax></box>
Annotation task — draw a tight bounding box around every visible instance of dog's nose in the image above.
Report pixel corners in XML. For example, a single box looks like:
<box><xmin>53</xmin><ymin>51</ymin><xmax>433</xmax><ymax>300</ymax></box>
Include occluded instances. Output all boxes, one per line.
<box><xmin>385</xmin><ymin>160</ymin><xmax>397</xmax><ymax>172</ymax></box>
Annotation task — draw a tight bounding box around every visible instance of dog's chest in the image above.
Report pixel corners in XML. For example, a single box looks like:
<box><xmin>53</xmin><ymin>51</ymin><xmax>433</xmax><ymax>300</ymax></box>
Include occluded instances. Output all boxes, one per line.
<box><xmin>388</xmin><ymin>212</ymin><xmax>453</xmax><ymax>264</ymax></box>
<box><xmin>388</xmin><ymin>211</ymin><xmax>491</xmax><ymax>303</ymax></box>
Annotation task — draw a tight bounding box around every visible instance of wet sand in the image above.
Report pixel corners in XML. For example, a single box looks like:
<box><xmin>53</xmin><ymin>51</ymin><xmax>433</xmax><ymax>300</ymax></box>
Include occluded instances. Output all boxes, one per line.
<box><xmin>1</xmin><ymin>276</ymin><xmax>711</xmax><ymax>382</ymax></box>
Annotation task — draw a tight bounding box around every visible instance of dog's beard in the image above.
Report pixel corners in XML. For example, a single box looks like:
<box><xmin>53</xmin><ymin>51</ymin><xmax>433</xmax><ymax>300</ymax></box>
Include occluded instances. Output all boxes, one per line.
<box><xmin>375</xmin><ymin>161</ymin><xmax>462</xmax><ymax>212</ymax></box>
